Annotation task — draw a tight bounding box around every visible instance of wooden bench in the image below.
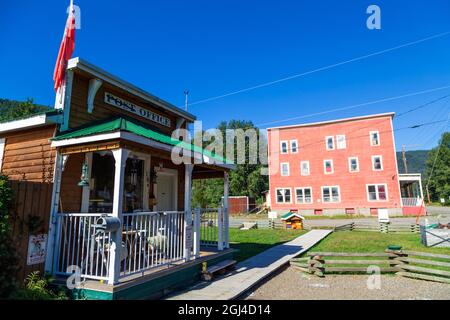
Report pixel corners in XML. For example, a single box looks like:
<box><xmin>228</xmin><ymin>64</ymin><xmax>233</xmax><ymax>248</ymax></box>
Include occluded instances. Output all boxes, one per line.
<box><xmin>202</xmin><ymin>259</ymin><xmax>237</xmax><ymax>281</ymax></box>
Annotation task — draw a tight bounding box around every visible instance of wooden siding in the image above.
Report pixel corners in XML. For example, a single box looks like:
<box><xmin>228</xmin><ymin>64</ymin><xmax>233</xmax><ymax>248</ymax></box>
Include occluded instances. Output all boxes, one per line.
<box><xmin>59</xmin><ymin>153</ymin><xmax>84</xmax><ymax>212</ymax></box>
<box><xmin>68</xmin><ymin>71</ymin><xmax>178</xmax><ymax>134</ymax></box>
<box><xmin>1</xmin><ymin>125</ymin><xmax>56</xmax><ymax>182</ymax></box>
<box><xmin>9</xmin><ymin>181</ymin><xmax>53</xmax><ymax>284</ymax></box>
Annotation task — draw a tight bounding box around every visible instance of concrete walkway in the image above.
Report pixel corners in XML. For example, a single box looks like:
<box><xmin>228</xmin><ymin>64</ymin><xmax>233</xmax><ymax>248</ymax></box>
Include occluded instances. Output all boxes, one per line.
<box><xmin>166</xmin><ymin>229</ymin><xmax>332</xmax><ymax>300</ymax></box>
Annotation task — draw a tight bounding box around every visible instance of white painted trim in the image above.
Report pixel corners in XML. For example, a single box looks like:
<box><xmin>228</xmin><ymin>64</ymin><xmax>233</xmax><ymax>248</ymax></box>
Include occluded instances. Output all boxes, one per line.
<box><xmin>371</xmin><ymin>155</ymin><xmax>383</xmax><ymax>171</ymax></box>
<box><xmin>390</xmin><ymin>118</ymin><xmax>403</xmax><ymax>207</ymax></box>
<box><xmin>325</xmin><ymin>136</ymin><xmax>335</xmax><ymax>150</ymax></box>
<box><xmin>336</xmin><ymin>134</ymin><xmax>346</xmax><ymax>149</ymax></box>
<box><xmin>348</xmin><ymin>156</ymin><xmax>359</xmax><ymax>173</ymax></box>
<box><xmin>323</xmin><ymin>159</ymin><xmax>334</xmax><ymax>174</ymax></box>
<box><xmin>300</xmin><ymin>160</ymin><xmax>310</xmax><ymax>176</ymax></box>
<box><xmin>290</xmin><ymin>139</ymin><xmax>298</xmax><ymax>153</ymax></box>
<box><xmin>275</xmin><ymin>187</ymin><xmax>293</xmax><ymax>204</ymax></box>
<box><xmin>0</xmin><ymin>114</ymin><xmax>47</xmax><ymax>134</ymax></box>
<box><xmin>295</xmin><ymin>187</ymin><xmax>313</xmax><ymax>204</ymax></box>
<box><xmin>60</xmin><ymin>70</ymin><xmax>74</xmax><ymax>131</ymax></box>
<box><xmin>0</xmin><ymin>138</ymin><xmax>5</xmax><ymax>171</ymax></box>
<box><xmin>87</xmin><ymin>78</ymin><xmax>103</xmax><ymax>113</ymax></box>
<box><xmin>280</xmin><ymin>140</ymin><xmax>288</xmax><ymax>154</ymax></box>
<box><xmin>370</xmin><ymin>130</ymin><xmax>381</xmax><ymax>146</ymax></box>
<box><xmin>366</xmin><ymin>183</ymin><xmax>389</xmax><ymax>202</ymax></box>
<box><xmin>321</xmin><ymin>185</ymin><xmax>341</xmax><ymax>203</ymax></box>
<box><xmin>280</xmin><ymin>162</ymin><xmax>290</xmax><ymax>176</ymax></box>
<box><xmin>67</xmin><ymin>57</ymin><xmax>196</xmax><ymax>122</ymax></box>
<box><xmin>267</xmin><ymin>112</ymin><xmax>395</xmax><ymax>131</ymax></box>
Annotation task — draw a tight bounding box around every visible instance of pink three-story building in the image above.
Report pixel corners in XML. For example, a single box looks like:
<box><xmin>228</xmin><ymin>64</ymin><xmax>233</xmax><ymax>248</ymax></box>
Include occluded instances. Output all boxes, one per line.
<box><xmin>267</xmin><ymin>112</ymin><xmax>424</xmax><ymax>216</ymax></box>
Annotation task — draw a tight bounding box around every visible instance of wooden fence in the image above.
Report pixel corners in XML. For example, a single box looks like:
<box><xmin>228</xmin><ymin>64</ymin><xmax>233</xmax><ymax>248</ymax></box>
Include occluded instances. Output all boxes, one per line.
<box><xmin>290</xmin><ymin>250</ymin><xmax>450</xmax><ymax>284</ymax></box>
<box><xmin>334</xmin><ymin>222</ymin><xmax>420</xmax><ymax>233</ymax></box>
<box><xmin>8</xmin><ymin>180</ymin><xmax>53</xmax><ymax>284</ymax></box>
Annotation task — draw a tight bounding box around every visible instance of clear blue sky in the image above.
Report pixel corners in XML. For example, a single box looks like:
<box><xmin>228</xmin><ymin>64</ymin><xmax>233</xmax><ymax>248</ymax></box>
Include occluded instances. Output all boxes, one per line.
<box><xmin>1</xmin><ymin>0</ymin><xmax>449</xmax><ymax>150</ymax></box>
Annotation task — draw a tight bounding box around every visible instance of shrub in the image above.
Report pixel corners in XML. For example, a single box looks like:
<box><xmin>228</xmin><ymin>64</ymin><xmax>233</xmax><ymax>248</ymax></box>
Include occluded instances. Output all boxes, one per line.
<box><xmin>13</xmin><ymin>271</ymin><xmax>68</xmax><ymax>300</ymax></box>
<box><xmin>0</xmin><ymin>174</ymin><xmax>19</xmax><ymax>298</ymax></box>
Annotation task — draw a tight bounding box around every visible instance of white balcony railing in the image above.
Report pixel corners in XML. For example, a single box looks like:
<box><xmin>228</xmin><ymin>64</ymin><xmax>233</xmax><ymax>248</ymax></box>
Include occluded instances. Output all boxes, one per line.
<box><xmin>402</xmin><ymin>197</ymin><xmax>423</xmax><ymax>207</ymax></box>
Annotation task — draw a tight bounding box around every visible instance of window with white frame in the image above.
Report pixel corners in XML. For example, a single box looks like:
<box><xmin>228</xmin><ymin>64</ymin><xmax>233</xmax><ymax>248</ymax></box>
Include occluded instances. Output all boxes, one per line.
<box><xmin>322</xmin><ymin>186</ymin><xmax>340</xmax><ymax>203</ymax></box>
<box><xmin>370</xmin><ymin>131</ymin><xmax>380</xmax><ymax>146</ymax></box>
<box><xmin>324</xmin><ymin>159</ymin><xmax>334</xmax><ymax>174</ymax></box>
<box><xmin>296</xmin><ymin>187</ymin><xmax>312</xmax><ymax>204</ymax></box>
<box><xmin>281</xmin><ymin>162</ymin><xmax>290</xmax><ymax>176</ymax></box>
<box><xmin>301</xmin><ymin>161</ymin><xmax>310</xmax><ymax>176</ymax></box>
<box><xmin>280</xmin><ymin>141</ymin><xmax>288</xmax><ymax>154</ymax></box>
<box><xmin>290</xmin><ymin>140</ymin><xmax>298</xmax><ymax>153</ymax></box>
<box><xmin>348</xmin><ymin>157</ymin><xmax>359</xmax><ymax>172</ymax></box>
<box><xmin>367</xmin><ymin>184</ymin><xmax>388</xmax><ymax>201</ymax></box>
<box><xmin>276</xmin><ymin>188</ymin><xmax>292</xmax><ymax>203</ymax></box>
<box><xmin>325</xmin><ymin>136</ymin><xmax>335</xmax><ymax>150</ymax></box>
<box><xmin>336</xmin><ymin>135</ymin><xmax>346</xmax><ymax>149</ymax></box>
<box><xmin>372</xmin><ymin>155</ymin><xmax>383</xmax><ymax>171</ymax></box>
<box><xmin>0</xmin><ymin>138</ymin><xmax>5</xmax><ymax>171</ymax></box>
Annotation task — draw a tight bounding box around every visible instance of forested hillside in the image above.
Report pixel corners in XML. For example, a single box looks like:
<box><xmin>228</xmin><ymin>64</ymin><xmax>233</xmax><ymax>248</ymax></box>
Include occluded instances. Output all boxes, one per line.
<box><xmin>0</xmin><ymin>98</ymin><xmax>50</xmax><ymax>122</ymax></box>
<box><xmin>396</xmin><ymin>150</ymin><xmax>429</xmax><ymax>174</ymax></box>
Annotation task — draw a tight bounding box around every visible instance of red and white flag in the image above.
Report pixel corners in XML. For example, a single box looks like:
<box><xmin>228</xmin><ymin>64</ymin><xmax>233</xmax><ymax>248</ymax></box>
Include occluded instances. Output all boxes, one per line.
<box><xmin>53</xmin><ymin>0</ymin><xmax>76</xmax><ymax>92</ymax></box>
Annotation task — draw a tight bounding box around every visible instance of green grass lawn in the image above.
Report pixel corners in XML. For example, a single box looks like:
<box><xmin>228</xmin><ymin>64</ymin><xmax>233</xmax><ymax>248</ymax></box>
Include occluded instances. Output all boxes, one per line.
<box><xmin>309</xmin><ymin>231</ymin><xmax>450</xmax><ymax>255</ymax></box>
<box><xmin>228</xmin><ymin>228</ymin><xmax>306</xmax><ymax>262</ymax></box>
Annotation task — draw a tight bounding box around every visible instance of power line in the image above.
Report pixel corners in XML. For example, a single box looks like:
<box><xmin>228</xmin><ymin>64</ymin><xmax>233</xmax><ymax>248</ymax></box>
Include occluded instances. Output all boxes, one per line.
<box><xmin>257</xmin><ymin>85</ymin><xmax>450</xmax><ymax>128</ymax></box>
<box><xmin>187</xmin><ymin>31</ymin><xmax>450</xmax><ymax>107</ymax></box>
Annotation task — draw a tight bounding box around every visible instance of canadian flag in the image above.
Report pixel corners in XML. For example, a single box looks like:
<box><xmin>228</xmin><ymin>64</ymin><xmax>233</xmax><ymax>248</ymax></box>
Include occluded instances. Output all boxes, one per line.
<box><xmin>53</xmin><ymin>0</ymin><xmax>76</xmax><ymax>92</ymax></box>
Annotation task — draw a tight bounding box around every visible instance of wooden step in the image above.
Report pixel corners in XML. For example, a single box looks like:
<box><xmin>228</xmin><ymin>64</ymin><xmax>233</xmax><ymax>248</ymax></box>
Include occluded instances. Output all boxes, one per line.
<box><xmin>202</xmin><ymin>259</ymin><xmax>236</xmax><ymax>281</ymax></box>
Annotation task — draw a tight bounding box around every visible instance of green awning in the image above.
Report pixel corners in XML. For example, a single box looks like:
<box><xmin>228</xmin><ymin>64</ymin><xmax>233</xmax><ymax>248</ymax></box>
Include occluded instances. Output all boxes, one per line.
<box><xmin>52</xmin><ymin>117</ymin><xmax>230</xmax><ymax>164</ymax></box>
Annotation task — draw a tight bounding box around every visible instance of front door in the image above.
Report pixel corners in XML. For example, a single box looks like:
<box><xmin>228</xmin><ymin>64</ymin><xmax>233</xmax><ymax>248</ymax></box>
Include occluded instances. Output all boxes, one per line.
<box><xmin>156</xmin><ymin>173</ymin><xmax>176</xmax><ymax>211</ymax></box>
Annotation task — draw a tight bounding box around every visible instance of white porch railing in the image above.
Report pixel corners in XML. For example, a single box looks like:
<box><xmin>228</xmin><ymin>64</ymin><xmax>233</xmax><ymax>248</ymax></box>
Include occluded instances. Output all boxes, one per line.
<box><xmin>53</xmin><ymin>208</ymin><xmax>227</xmax><ymax>282</ymax></box>
<box><xmin>402</xmin><ymin>197</ymin><xmax>423</xmax><ymax>207</ymax></box>
<box><xmin>121</xmin><ymin>211</ymin><xmax>185</xmax><ymax>277</ymax></box>
<box><xmin>54</xmin><ymin>213</ymin><xmax>112</xmax><ymax>281</ymax></box>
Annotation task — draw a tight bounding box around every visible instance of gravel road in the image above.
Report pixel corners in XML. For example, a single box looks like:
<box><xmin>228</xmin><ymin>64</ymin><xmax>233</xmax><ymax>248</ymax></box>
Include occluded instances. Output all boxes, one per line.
<box><xmin>245</xmin><ymin>266</ymin><xmax>450</xmax><ymax>300</ymax></box>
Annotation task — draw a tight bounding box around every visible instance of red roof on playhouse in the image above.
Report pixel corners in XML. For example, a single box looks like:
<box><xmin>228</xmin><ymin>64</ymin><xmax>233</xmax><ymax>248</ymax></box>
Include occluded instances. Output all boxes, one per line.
<box><xmin>267</xmin><ymin>112</ymin><xmax>425</xmax><ymax>217</ymax></box>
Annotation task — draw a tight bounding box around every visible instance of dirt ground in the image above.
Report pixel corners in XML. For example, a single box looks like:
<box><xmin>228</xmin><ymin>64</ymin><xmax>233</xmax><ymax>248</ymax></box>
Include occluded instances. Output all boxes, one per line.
<box><xmin>245</xmin><ymin>266</ymin><xmax>450</xmax><ymax>300</ymax></box>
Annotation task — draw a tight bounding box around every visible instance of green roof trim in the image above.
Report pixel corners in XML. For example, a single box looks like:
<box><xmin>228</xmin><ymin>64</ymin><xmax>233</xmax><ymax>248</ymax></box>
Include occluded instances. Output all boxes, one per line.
<box><xmin>52</xmin><ymin>117</ymin><xmax>230</xmax><ymax>164</ymax></box>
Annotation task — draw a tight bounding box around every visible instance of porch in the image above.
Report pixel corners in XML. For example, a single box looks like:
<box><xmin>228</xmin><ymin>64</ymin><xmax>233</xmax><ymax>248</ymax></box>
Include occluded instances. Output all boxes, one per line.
<box><xmin>44</xmin><ymin>117</ymin><xmax>233</xmax><ymax>297</ymax></box>
<box><xmin>398</xmin><ymin>173</ymin><xmax>426</xmax><ymax>215</ymax></box>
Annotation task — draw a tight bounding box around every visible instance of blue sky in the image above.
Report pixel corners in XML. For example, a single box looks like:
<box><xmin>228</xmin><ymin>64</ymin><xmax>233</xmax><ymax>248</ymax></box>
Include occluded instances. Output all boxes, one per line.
<box><xmin>1</xmin><ymin>0</ymin><xmax>449</xmax><ymax>150</ymax></box>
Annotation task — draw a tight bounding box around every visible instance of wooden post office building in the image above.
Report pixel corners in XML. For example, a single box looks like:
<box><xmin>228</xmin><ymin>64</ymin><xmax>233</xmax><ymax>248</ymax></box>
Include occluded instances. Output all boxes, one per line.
<box><xmin>0</xmin><ymin>57</ymin><xmax>234</xmax><ymax>299</ymax></box>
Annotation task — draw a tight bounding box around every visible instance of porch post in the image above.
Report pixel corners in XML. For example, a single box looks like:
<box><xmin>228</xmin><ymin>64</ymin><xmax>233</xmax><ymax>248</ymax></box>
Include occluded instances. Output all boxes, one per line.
<box><xmin>80</xmin><ymin>152</ymin><xmax>93</xmax><ymax>213</ymax></box>
<box><xmin>44</xmin><ymin>152</ymin><xmax>66</xmax><ymax>273</ymax></box>
<box><xmin>223</xmin><ymin>171</ymin><xmax>230</xmax><ymax>249</ymax></box>
<box><xmin>184</xmin><ymin>164</ymin><xmax>194</xmax><ymax>261</ymax></box>
<box><xmin>109</xmin><ymin>148</ymin><xmax>129</xmax><ymax>285</ymax></box>
<box><xmin>217</xmin><ymin>207</ymin><xmax>223</xmax><ymax>251</ymax></box>
<box><xmin>418</xmin><ymin>178</ymin><xmax>424</xmax><ymax>200</ymax></box>
<box><xmin>193</xmin><ymin>207</ymin><xmax>201</xmax><ymax>258</ymax></box>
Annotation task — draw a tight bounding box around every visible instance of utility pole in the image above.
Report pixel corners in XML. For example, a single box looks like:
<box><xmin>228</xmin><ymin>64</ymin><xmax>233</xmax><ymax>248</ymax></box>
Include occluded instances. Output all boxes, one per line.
<box><xmin>184</xmin><ymin>90</ymin><xmax>189</xmax><ymax>111</ymax></box>
<box><xmin>402</xmin><ymin>144</ymin><xmax>408</xmax><ymax>174</ymax></box>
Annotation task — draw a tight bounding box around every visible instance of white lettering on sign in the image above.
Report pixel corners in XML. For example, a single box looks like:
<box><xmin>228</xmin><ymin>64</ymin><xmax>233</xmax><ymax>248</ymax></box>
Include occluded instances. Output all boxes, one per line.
<box><xmin>104</xmin><ymin>92</ymin><xmax>171</xmax><ymax>127</ymax></box>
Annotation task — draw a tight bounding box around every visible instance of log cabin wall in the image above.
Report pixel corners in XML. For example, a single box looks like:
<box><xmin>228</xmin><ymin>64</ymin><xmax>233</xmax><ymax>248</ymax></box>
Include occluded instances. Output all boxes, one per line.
<box><xmin>68</xmin><ymin>71</ymin><xmax>185</xmax><ymax>134</ymax></box>
<box><xmin>59</xmin><ymin>153</ymin><xmax>84</xmax><ymax>212</ymax></box>
<box><xmin>1</xmin><ymin>125</ymin><xmax>56</xmax><ymax>182</ymax></box>
<box><xmin>0</xmin><ymin>125</ymin><xmax>56</xmax><ymax>284</ymax></box>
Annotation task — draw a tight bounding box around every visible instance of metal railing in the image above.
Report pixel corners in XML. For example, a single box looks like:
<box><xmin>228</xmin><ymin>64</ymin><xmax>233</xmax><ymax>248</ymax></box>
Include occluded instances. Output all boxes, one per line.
<box><xmin>120</xmin><ymin>211</ymin><xmax>186</xmax><ymax>277</ymax></box>
<box><xmin>199</xmin><ymin>208</ymin><xmax>219</xmax><ymax>247</ymax></box>
<box><xmin>402</xmin><ymin>197</ymin><xmax>423</xmax><ymax>207</ymax></box>
<box><xmin>54</xmin><ymin>211</ymin><xmax>188</xmax><ymax>281</ymax></box>
<box><xmin>54</xmin><ymin>213</ymin><xmax>112</xmax><ymax>281</ymax></box>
